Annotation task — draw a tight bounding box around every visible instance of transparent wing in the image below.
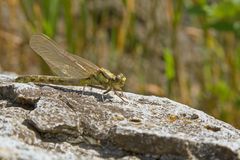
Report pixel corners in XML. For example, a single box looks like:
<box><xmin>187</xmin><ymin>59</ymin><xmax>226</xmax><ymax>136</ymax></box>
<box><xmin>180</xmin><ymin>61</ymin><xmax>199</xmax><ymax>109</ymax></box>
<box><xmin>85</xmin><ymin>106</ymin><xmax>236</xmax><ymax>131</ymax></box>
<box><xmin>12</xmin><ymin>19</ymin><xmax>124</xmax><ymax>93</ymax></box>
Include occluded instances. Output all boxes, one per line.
<box><xmin>30</xmin><ymin>34</ymin><xmax>99</xmax><ymax>78</ymax></box>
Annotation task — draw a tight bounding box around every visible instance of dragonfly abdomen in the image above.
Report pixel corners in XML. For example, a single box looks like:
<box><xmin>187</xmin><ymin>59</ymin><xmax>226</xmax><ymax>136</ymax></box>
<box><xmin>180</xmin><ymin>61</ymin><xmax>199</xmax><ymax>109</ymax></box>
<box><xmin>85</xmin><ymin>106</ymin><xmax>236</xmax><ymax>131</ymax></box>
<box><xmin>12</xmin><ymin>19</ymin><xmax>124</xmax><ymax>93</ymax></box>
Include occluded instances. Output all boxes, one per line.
<box><xmin>15</xmin><ymin>75</ymin><xmax>85</xmax><ymax>86</ymax></box>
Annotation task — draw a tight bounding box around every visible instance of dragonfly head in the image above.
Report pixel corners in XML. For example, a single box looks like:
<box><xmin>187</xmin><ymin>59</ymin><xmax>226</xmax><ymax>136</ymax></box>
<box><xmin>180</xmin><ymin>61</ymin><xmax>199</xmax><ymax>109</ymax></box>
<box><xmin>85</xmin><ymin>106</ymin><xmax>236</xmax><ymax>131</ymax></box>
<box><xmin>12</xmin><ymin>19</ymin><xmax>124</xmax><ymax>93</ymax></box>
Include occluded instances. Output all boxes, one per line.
<box><xmin>113</xmin><ymin>73</ymin><xmax>126</xmax><ymax>90</ymax></box>
<box><xmin>98</xmin><ymin>68</ymin><xmax>126</xmax><ymax>90</ymax></box>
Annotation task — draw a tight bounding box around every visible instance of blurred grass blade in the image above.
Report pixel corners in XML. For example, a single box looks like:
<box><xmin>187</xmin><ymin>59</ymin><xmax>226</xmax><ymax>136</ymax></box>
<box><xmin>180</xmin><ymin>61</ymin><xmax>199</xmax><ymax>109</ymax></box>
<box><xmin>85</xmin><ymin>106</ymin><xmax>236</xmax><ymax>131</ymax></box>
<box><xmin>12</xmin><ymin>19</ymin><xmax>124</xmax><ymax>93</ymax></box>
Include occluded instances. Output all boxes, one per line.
<box><xmin>163</xmin><ymin>48</ymin><xmax>175</xmax><ymax>81</ymax></box>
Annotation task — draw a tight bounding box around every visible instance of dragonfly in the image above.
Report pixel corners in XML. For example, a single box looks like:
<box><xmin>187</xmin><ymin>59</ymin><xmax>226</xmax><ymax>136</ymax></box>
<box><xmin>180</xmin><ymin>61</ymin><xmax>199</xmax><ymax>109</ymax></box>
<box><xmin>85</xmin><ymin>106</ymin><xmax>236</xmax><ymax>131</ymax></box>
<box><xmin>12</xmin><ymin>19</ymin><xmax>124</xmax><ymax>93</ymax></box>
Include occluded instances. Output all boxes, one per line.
<box><xmin>15</xmin><ymin>34</ymin><xmax>126</xmax><ymax>101</ymax></box>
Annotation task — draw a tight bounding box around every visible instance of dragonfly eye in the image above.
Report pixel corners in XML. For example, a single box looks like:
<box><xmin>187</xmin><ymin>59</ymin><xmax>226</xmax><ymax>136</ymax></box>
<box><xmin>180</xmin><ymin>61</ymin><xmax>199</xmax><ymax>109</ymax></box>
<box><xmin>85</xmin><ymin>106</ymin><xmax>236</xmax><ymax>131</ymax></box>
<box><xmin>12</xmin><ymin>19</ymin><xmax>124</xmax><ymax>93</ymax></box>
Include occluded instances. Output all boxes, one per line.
<box><xmin>116</xmin><ymin>73</ymin><xmax>126</xmax><ymax>84</ymax></box>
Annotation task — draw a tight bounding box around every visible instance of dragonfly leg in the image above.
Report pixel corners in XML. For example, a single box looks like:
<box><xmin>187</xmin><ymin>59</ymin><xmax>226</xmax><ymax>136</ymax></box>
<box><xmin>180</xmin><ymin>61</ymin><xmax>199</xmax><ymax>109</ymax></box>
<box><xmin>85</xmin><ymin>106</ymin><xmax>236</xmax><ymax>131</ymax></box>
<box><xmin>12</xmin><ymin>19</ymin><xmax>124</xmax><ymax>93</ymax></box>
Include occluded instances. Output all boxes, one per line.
<box><xmin>120</xmin><ymin>90</ymin><xmax>124</xmax><ymax>96</ymax></box>
<box><xmin>81</xmin><ymin>85</ymin><xmax>87</xmax><ymax>96</ymax></box>
<box><xmin>103</xmin><ymin>87</ymin><xmax>112</xmax><ymax>94</ymax></box>
<box><xmin>114</xmin><ymin>90</ymin><xmax>127</xmax><ymax>102</ymax></box>
<box><xmin>101</xmin><ymin>94</ymin><xmax>105</xmax><ymax>102</ymax></box>
<box><xmin>100</xmin><ymin>87</ymin><xmax>111</xmax><ymax>102</ymax></box>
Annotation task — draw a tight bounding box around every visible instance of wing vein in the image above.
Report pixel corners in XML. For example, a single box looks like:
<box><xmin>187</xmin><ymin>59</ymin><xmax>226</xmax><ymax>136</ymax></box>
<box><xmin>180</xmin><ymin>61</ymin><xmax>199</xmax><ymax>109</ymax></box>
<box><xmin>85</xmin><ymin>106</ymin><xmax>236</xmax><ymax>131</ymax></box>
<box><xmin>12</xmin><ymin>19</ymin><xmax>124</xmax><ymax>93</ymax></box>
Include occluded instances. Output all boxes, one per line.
<box><xmin>29</xmin><ymin>34</ymin><xmax>99</xmax><ymax>78</ymax></box>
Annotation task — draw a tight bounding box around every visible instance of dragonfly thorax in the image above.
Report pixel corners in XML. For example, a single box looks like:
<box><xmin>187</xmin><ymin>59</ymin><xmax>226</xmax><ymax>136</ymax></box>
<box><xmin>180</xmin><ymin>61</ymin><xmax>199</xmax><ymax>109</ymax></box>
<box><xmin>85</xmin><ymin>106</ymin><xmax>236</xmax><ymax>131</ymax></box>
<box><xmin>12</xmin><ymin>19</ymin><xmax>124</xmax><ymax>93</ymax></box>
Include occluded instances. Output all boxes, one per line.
<box><xmin>99</xmin><ymin>68</ymin><xmax>116</xmax><ymax>79</ymax></box>
<box><xmin>96</xmin><ymin>68</ymin><xmax>126</xmax><ymax>90</ymax></box>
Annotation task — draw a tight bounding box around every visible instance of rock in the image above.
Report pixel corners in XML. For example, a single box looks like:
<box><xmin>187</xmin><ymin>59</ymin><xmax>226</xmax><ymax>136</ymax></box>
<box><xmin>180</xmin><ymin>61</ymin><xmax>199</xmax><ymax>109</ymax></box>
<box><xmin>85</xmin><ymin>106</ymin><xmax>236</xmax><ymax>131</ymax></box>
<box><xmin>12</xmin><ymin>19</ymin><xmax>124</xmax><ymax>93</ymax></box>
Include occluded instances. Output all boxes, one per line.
<box><xmin>0</xmin><ymin>73</ymin><xmax>240</xmax><ymax>160</ymax></box>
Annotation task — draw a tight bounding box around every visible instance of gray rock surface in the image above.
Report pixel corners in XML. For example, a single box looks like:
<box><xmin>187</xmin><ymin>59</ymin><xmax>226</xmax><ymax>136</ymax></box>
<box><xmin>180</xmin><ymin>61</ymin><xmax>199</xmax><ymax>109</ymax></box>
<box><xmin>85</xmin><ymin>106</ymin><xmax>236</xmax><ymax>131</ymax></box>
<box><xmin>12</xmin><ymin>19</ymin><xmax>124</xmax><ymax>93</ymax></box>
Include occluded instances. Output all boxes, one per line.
<box><xmin>0</xmin><ymin>73</ymin><xmax>240</xmax><ymax>160</ymax></box>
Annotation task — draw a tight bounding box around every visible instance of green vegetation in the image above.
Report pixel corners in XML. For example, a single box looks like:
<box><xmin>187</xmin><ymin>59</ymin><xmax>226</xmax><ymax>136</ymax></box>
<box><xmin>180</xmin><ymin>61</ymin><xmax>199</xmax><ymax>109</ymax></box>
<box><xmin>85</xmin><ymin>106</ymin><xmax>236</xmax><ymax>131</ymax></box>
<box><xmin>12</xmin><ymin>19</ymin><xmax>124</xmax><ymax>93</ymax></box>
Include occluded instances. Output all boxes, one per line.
<box><xmin>0</xmin><ymin>0</ymin><xmax>240</xmax><ymax>127</ymax></box>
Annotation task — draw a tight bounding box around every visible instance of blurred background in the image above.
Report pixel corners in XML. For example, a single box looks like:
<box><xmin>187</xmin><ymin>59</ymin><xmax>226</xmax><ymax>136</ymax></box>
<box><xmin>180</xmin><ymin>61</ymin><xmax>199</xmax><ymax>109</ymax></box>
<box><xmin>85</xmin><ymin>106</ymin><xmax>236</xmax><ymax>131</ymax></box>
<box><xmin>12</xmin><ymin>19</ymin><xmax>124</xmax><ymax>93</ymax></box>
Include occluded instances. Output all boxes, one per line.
<box><xmin>0</xmin><ymin>0</ymin><xmax>240</xmax><ymax>128</ymax></box>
